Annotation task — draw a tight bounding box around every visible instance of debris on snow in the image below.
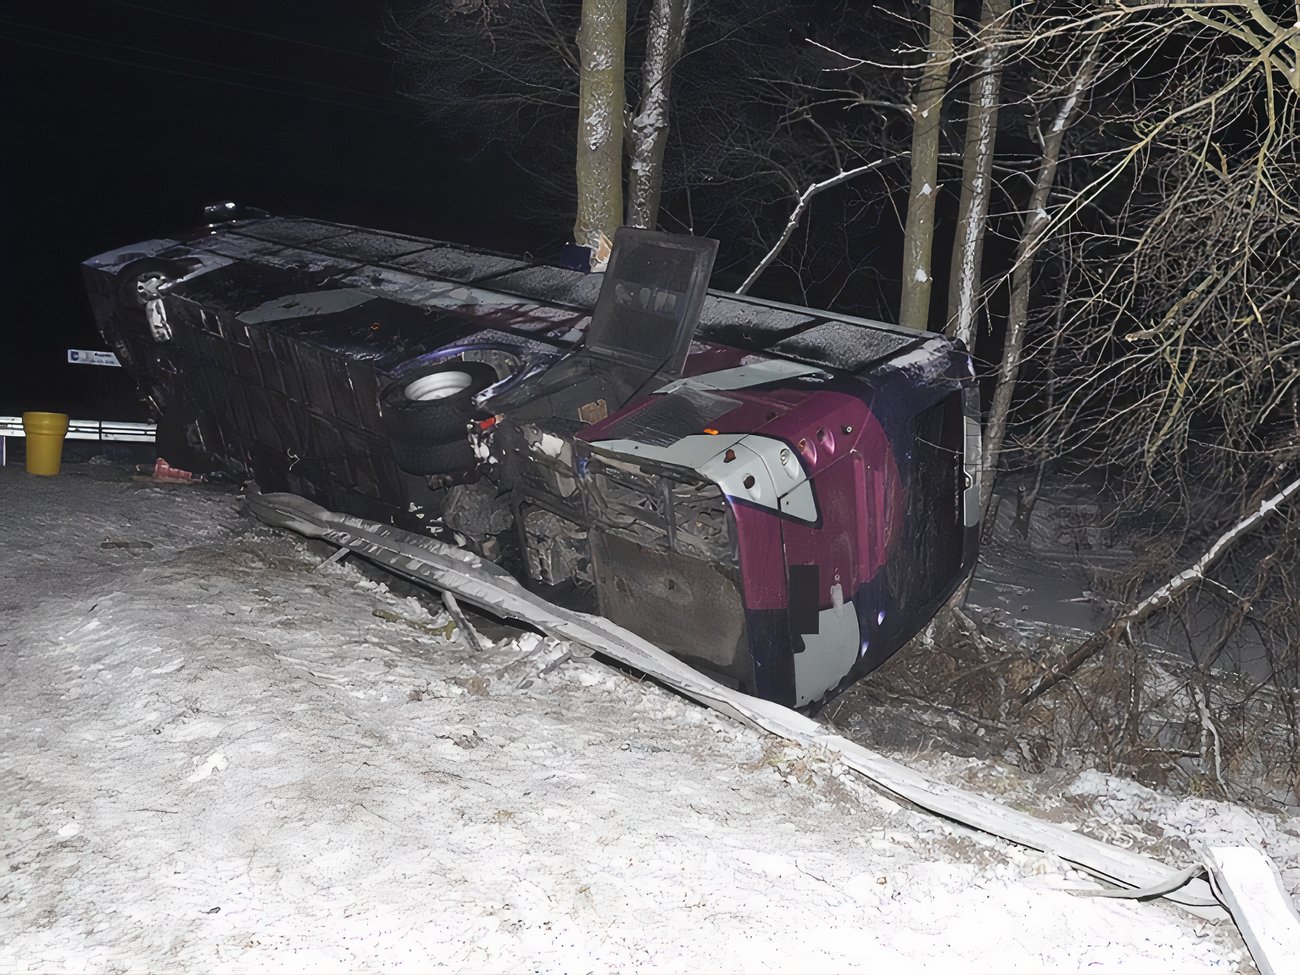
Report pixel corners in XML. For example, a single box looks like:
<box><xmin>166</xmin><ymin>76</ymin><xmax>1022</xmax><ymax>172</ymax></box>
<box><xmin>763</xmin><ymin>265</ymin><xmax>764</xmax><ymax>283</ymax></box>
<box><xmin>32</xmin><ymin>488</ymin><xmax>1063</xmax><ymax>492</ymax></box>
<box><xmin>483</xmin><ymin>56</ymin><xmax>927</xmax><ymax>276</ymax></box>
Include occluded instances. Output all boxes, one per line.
<box><xmin>0</xmin><ymin>463</ymin><xmax>1266</xmax><ymax>972</ymax></box>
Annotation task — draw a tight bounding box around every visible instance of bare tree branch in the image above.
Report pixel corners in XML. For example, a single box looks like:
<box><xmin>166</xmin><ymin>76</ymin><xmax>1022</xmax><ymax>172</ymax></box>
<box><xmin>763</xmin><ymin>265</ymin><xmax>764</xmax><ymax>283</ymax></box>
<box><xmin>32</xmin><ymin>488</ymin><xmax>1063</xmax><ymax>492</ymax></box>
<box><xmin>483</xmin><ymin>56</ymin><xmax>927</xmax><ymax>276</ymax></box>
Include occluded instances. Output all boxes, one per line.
<box><xmin>1021</xmin><ymin>476</ymin><xmax>1300</xmax><ymax>705</ymax></box>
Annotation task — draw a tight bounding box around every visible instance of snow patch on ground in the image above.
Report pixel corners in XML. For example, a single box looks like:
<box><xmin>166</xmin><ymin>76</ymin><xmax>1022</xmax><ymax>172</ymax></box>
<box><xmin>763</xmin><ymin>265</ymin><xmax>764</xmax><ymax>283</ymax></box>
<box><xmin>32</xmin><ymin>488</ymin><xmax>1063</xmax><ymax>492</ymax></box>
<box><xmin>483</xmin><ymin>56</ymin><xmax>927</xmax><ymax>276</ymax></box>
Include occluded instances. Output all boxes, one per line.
<box><xmin>0</xmin><ymin>465</ymin><xmax>1256</xmax><ymax>971</ymax></box>
<box><xmin>902</xmin><ymin>753</ymin><xmax>1299</xmax><ymax>911</ymax></box>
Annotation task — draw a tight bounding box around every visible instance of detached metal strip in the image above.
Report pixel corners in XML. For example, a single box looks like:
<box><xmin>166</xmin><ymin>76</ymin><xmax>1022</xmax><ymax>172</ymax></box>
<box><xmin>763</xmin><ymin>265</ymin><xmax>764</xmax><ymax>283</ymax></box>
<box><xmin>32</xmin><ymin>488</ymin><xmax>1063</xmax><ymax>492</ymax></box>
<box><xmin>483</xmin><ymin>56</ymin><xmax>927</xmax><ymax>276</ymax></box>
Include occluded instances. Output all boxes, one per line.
<box><xmin>1070</xmin><ymin>862</ymin><xmax>1207</xmax><ymax>899</ymax></box>
<box><xmin>1203</xmin><ymin>847</ymin><xmax>1300</xmax><ymax>975</ymax></box>
<box><xmin>245</xmin><ymin>487</ymin><xmax>1228</xmax><ymax>923</ymax></box>
<box><xmin>0</xmin><ymin>416</ymin><xmax>156</xmax><ymax>442</ymax></box>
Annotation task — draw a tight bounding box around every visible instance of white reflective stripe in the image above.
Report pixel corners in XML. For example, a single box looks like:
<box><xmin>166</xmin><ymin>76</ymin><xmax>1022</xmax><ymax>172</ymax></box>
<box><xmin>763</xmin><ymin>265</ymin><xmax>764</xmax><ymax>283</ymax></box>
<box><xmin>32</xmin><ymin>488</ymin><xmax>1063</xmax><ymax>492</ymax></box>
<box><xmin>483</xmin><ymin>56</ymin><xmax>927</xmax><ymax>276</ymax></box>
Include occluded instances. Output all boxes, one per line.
<box><xmin>0</xmin><ymin>417</ymin><xmax>156</xmax><ymax>442</ymax></box>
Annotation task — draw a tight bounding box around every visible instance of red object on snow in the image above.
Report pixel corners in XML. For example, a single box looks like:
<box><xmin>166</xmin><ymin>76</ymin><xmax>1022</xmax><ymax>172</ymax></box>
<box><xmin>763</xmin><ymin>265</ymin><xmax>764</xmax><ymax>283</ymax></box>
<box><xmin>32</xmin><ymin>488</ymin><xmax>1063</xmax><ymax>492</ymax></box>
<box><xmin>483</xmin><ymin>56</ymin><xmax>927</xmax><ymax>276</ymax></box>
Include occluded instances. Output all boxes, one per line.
<box><xmin>152</xmin><ymin>458</ymin><xmax>196</xmax><ymax>482</ymax></box>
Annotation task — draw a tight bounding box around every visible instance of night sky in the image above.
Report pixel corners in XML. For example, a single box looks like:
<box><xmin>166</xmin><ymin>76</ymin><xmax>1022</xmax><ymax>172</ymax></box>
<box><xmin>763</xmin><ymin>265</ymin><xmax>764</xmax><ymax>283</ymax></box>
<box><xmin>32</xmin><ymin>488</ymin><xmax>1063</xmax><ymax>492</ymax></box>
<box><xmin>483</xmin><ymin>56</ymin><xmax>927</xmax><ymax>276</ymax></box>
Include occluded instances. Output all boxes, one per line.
<box><xmin>2</xmin><ymin>1</ymin><xmax>530</xmax><ymax>420</ymax></box>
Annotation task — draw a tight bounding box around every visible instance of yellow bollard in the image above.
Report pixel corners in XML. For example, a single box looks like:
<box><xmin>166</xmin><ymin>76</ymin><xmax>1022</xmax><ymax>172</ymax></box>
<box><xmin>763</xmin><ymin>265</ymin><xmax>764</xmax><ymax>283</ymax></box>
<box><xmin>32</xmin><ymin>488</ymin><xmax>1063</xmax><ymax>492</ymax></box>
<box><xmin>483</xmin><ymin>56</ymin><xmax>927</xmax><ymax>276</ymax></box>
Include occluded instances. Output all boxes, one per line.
<box><xmin>22</xmin><ymin>412</ymin><xmax>70</xmax><ymax>476</ymax></box>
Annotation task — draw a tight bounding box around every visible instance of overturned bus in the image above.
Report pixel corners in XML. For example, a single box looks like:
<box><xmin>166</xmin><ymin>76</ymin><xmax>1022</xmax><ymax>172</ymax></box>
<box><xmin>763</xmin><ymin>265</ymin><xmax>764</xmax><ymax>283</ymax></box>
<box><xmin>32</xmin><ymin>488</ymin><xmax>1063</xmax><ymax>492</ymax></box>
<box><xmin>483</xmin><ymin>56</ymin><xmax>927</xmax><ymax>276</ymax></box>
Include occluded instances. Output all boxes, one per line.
<box><xmin>83</xmin><ymin>209</ymin><xmax>980</xmax><ymax>710</ymax></box>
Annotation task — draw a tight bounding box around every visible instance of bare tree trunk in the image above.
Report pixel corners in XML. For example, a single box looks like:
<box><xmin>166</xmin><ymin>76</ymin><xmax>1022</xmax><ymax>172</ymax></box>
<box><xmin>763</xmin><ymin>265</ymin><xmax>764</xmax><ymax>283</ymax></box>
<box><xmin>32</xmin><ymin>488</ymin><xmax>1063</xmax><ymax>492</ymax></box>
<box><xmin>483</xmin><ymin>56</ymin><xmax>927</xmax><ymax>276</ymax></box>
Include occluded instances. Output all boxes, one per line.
<box><xmin>899</xmin><ymin>0</ymin><xmax>955</xmax><ymax>330</ymax></box>
<box><xmin>627</xmin><ymin>0</ymin><xmax>692</xmax><ymax>230</ymax></box>
<box><xmin>946</xmin><ymin>0</ymin><xmax>1009</xmax><ymax>349</ymax></box>
<box><xmin>980</xmin><ymin>42</ymin><xmax>1100</xmax><ymax>519</ymax></box>
<box><xmin>575</xmin><ymin>0</ymin><xmax>627</xmax><ymax>257</ymax></box>
<box><xmin>1021</xmin><ymin>476</ymin><xmax>1300</xmax><ymax>705</ymax></box>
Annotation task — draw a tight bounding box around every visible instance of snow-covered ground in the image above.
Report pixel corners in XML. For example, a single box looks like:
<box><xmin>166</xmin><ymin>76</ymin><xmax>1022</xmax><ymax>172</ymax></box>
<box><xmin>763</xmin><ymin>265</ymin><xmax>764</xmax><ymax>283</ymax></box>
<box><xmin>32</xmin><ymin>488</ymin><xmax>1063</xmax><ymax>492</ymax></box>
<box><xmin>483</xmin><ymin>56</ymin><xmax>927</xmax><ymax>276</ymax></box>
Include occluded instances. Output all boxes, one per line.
<box><xmin>1</xmin><ymin>462</ymin><xmax>1293</xmax><ymax>972</ymax></box>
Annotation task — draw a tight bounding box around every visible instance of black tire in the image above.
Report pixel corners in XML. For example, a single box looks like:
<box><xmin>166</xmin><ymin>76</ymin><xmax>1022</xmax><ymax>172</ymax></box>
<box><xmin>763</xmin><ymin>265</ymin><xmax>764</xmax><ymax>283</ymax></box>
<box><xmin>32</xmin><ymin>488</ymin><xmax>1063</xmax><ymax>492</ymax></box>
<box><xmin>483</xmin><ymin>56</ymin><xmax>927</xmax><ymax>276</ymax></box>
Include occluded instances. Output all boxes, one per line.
<box><xmin>391</xmin><ymin>436</ymin><xmax>477</xmax><ymax>476</ymax></box>
<box><xmin>379</xmin><ymin>360</ymin><xmax>498</xmax><ymax>444</ymax></box>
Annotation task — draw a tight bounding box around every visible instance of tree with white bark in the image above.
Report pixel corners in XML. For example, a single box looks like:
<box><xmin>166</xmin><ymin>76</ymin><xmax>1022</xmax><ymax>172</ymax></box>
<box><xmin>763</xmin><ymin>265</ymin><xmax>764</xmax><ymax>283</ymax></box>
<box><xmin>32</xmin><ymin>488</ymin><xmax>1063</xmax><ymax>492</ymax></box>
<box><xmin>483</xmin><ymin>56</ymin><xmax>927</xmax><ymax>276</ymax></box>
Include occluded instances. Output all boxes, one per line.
<box><xmin>739</xmin><ymin>1</ymin><xmax>1298</xmax><ymax>742</ymax></box>
<box><xmin>390</xmin><ymin>0</ymin><xmax>718</xmax><ymax>257</ymax></box>
<box><xmin>573</xmin><ymin>0</ymin><xmax>627</xmax><ymax>255</ymax></box>
<box><xmin>945</xmin><ymin>0</ymin><xmax>1010</xmax><ymax>350</ymax></box>
<box><xmin>898</xmin><ymin>0</ymin><xmax>955</xmax><ymax>331</ymax></box>
<box><xmin>390</xmin><ymin>0</ymin><xmax>1300</xmax><ymax>732</ymax></box>
<box><xmin>626</xmin><ymin>0</ymin><xmax>693</xmax><ymax>231</ymax></box>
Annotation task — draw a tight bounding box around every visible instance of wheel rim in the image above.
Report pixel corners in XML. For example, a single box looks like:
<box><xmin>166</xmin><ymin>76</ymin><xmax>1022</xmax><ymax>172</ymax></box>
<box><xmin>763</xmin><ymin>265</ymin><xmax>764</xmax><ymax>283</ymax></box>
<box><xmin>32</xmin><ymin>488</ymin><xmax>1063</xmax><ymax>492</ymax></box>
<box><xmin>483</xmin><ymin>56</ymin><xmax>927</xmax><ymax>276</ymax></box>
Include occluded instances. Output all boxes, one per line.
<box><xmin>404</xmin><ymin>370</ymin><xmax>474</xmax><ymax>402</ymax></box>
<box><xmin>133</xmin><ymin>272</ymin><xmax>169</xmax><ymax>305</ymax></box>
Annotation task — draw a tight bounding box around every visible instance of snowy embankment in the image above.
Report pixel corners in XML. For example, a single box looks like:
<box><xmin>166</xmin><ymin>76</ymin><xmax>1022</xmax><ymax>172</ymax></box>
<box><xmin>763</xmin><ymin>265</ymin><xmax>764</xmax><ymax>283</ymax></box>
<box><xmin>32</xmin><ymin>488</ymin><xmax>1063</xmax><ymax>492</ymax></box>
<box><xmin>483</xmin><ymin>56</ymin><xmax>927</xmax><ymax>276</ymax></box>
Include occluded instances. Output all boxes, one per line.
<box><xmin>0</xmin><ymin>463</ymin><xmax>1284</xmax><ymax>971</ymax></box>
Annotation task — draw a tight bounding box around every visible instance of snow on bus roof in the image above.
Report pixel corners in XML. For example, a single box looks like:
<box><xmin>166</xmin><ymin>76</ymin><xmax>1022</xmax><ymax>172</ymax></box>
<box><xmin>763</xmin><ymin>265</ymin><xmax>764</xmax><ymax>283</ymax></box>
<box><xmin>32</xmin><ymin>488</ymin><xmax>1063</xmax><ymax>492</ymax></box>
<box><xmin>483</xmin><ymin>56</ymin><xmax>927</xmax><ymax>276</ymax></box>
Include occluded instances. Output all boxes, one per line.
<box><xmin>182</xmin><ymin>215</ymin><xmax>951</xmax><ymax>374</ymax></box>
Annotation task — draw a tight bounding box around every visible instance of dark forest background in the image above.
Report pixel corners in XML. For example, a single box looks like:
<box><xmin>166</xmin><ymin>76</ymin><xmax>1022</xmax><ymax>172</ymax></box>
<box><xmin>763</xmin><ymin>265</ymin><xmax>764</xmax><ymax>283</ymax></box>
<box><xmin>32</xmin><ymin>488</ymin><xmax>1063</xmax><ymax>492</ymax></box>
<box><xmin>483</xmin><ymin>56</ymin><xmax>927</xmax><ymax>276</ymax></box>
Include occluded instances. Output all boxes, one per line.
<box><xmin>1</xmin><ymin>1</ymin><xmax>536</xmax><ymax>420</ymax></box>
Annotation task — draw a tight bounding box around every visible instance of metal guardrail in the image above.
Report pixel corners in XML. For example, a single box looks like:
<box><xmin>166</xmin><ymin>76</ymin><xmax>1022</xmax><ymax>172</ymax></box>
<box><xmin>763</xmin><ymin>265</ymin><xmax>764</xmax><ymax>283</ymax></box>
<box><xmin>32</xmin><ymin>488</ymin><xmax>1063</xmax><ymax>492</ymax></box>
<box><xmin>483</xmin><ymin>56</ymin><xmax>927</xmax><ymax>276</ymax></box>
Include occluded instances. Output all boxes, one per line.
<box><xmin>245</xmin><ymin>485</ymin><xmax>1232</xmax><ymax>925</ymax></box>
<box><xmin>0</xmin><ymin>416</ymin><xmax>157</xmax><ymax>443</ymax></box>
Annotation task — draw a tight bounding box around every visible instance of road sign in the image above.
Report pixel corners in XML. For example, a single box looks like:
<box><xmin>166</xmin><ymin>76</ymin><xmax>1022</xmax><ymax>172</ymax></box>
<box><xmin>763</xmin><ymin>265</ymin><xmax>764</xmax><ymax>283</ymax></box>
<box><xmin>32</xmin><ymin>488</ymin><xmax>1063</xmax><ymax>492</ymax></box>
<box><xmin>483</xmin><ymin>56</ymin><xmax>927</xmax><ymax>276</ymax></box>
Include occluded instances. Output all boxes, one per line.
<box><xmin>67</xmin><ymin>349</ymin><xmax>121</xmax><ymax>367</ymax></box>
